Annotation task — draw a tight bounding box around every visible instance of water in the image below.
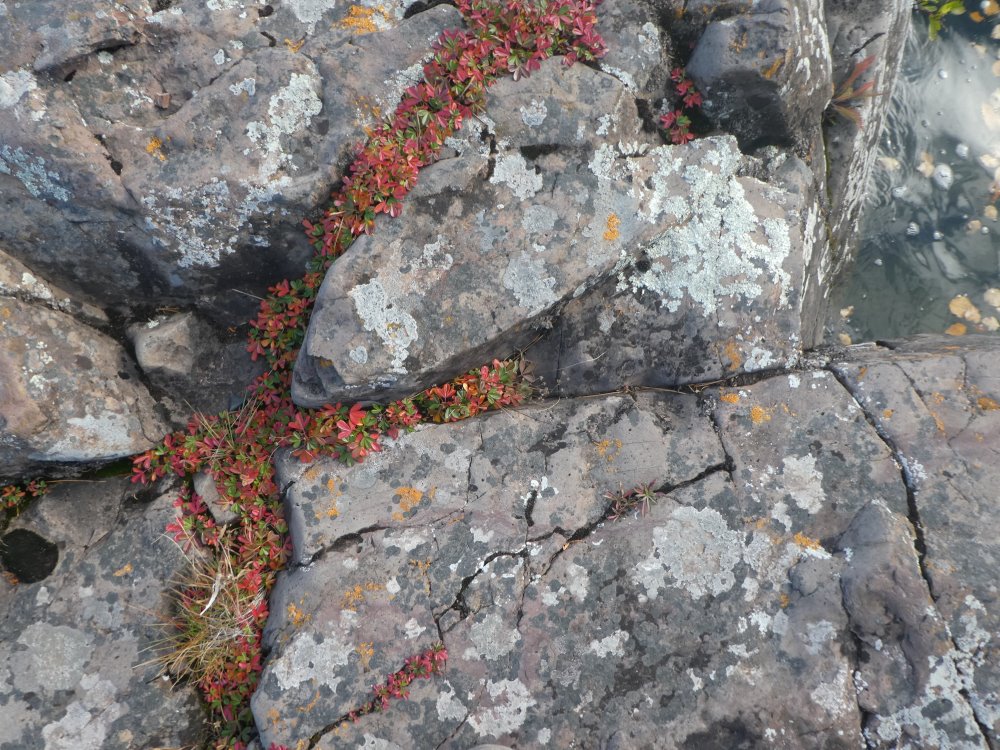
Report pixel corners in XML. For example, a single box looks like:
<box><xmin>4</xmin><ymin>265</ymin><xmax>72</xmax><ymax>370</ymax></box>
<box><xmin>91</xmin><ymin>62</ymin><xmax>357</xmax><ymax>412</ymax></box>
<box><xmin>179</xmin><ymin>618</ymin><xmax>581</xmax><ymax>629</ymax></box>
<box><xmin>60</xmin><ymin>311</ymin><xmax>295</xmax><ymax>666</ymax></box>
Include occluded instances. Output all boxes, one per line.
<box><xmin>829</xmin><ymin>11</ymin><xmax>1000</xmax><ymax>342</ymax></box>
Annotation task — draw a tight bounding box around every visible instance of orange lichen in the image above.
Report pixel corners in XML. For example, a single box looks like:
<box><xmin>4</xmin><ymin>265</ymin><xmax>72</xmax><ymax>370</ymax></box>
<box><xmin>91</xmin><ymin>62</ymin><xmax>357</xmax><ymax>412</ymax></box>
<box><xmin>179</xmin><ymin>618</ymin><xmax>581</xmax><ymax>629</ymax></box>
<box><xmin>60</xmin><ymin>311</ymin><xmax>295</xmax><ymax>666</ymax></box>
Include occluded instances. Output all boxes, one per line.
<box><xmin>112</xmin><ymin>563</ymin><xmax>133</xmax><ymax>577</ymax></box>
<box><xmin>945</xmin><ymin>322</ymin><xmax>967</xmax><ymax>336</ymax></box>
<box><xmin>356</xmin><ymin>641</ymin><xmax>375</xmax><ymax>669</ymax></box>
<box><xmin>761</xmin><ymin>57</ymin><xmax>784</xmax><ymax>79</ymax></box>
<box><xmin>792</xmin><ymin>532</ymin><xmax>823</xmax><ymax>551</ymax></box>
<box><xmin>594</xmin><ymin>438</ymin><xmax>622</xmax><ymax>462</ymax></box>
<box><xmin>977</xmin><ymin>396</ymin><xmax>1000</xmax><ymax>411</ymax></box>
<box><xmin>603</xmin><ymin>213</ymin><xmax>621</xmax><ymax>241</ymax></box>
<box><xmin>340</xmin><ymin>581</ymin><xmax>385</xmax><ymax>611</ymax></box>
<box><xmin>333</xmin><ymin>5</ymin><xmax>389</xmax><ymax>34</ymax></box>
<box><xmin>750</xmin><ymin>405</ymin><xmax>771</xmax><ymax>425</ymax></box>
<box><xmin>287</xmin><ymin>602</ymin><xmax>311</xmax><ymax>626</ymax></box>
<box><xmin>391</xmin><ymin>486</ymin><xmax>428</xmax><ymax>521</ymax></box>
<box><xmin>779</xmin><ymin>592</ymin><xmax>790</xmax><ymax>608</ymax></box>
<box><xmin>284</xmin><ymin>37</ymin><xmax>306</xmax><ymax>53</ymax></box>
<box><xmin>410</xmin><ymin>558</ymin><xmax>432</xmax><ymax>594</ymax></box>
<box><xmin>723</xmin><ymin>339</ymin><xmax>742</xmax><ymax>370</ymax></box>
<box><xmin>719</xmin><ymin>392</ymin><xmax>740</xmax><ymax>404</ymax></box>
<box><xmin>145</xmin><ymin>136</ymin><xmax>167</xmax><ymax>161</ymax></box>
<box><xmin>882</xmin><ymin>409</ymin><xmax>893</xmax><ymax>419</ymax></box>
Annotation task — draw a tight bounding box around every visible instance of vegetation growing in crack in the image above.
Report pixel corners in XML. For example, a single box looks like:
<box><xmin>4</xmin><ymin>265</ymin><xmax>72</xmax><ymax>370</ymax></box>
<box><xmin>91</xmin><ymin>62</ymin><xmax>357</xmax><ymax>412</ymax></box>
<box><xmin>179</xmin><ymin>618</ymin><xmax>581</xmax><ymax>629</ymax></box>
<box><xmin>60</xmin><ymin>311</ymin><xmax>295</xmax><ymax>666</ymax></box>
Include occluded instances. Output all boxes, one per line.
<box><xmin>0</xmin><ymin>478</ymin><xmax>47</xmax><ymax>532</ymax></box>
<box><xmin>659</xmin><ymin>67</ymin><xmax>705</xmax><ymax>144</ymax></box>
<box><xmin>122</xmin><ymin>0</ymin><xmax>608</xmax><ymax>747</ymax></box>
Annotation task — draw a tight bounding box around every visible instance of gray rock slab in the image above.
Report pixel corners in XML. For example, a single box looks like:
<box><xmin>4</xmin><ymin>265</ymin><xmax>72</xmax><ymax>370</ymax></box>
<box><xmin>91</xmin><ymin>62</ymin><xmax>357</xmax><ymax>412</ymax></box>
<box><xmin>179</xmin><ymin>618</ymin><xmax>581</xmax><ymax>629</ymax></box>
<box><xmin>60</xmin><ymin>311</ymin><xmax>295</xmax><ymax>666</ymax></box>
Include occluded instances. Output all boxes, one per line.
<box><xmin>831</xmin><ymin>335</ymin><xmax>1000</xmax><ymax>745</ymax></box>
<box><xmin>309</xmin><ymin>468</ymin><xmax>873</xmax><ymax>749</ymax></box>
<box><xmin>292</xmin><ymin>59</ymin><xmax>663</xmax><ymax>405</ymax></box>
<box><xmin>0</xmin><ymin>3</ymin><xmax>460</xmax><ymax>316</ymax></box>
<box><xmin>0</xmin><ymin>478</ymin><xmax>206</xmax><ymax>750</ymax></box>
<box><xmin>254</xmin><ymin>370</ymin><xmax>979</xmax><ymax>748</ymax></box>
<box><xmin>277</xmin><ymin>392</ymin><xmax>723</xmax><ymax>566</ymax></box>
<box><xmin>253</xmin><ymin>392</ymin><xmax>726</xmax><ymax>745</ymax></box>
<box><xmin>294</xmin><ymin>65</ymin><xmax>820</xmax><ymax>405</ymax></box>
<box><xmin>0</xmin><ymin>297</ymin><xmax>164</xmax><ymax>479</ymax></box>
<box><xmin>528</xmin><ymin>139</ymin><xmax>821</xmax><ymax>395</ymax></box>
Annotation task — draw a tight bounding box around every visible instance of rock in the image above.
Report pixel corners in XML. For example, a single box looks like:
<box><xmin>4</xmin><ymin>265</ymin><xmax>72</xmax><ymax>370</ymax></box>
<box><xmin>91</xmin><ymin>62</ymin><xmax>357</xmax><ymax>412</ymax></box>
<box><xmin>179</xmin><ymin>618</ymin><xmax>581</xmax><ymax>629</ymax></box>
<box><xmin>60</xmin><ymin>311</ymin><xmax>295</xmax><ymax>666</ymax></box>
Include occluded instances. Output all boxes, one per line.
<box><xmin>0</xmin><ymin>0</ymin><xmax>146</xmax><ymax>74</ymax></box>
<box><xmin>192</xmin><ymin>470</ymin><xmax>239</xmax><ymax>526</ymax></box>
<box><xmin>837</xmin><ymin>501</ymin><xmax>986</xmax><ymax>747</ymax></box>
<box><xmin>127</xmin><ymin>311</ymin><xmax>260</xmax><ymax>420</ymax></box>
<box><xmin>294</xmin><ymin>56</ymin><xmax>826</xmax><ymax>405</ymax></box>
<box><xmin>528</xmin><ymin>138</ymin><xmax>822</xmax><ymax>395</ymax></box>
<box><xmin>0</xmin><ymin>2</ymin><xmax>462</xmax><ymax>318</ymax></box>
<box><xmin>0</xmin><ymin>298</ymin><xmax>164</xmax><ymax>479</ymax></box>
<box><xmin>831</xmin><ymin>334</ymin><xmax>1000</xmax><ymax>745</ymax></box>
<box><xmin>129</xmin><ymin>312</ymin><xmax>201</xmax><ymax>379</ymax></box>
<box><xmin>253</xmin><ymin>364</ymin><xmax>964</xmax><ymax>748</ymax></box>
<box><xmin>0</xmin><ymin>478</ymin><xmax>207</xmax><ymax>750</ymax></box>
<box><xmin>292</xmin><ymin>59</ymin><xmax>662</xmax><ymax>405</ymax></box>
<box><xmin>0</xmin><ymin>247</ymin><xmax>107</xmax><ymax>328</ymax></box>
<box><xmin>253</xmin><ymin>392</ymin><xmax>726</xmax><ymax>745</ymax></box>
<box><xmin>821</xmin><ymin>0</ymin><xmax>912</xmax><ymax>279</ymax></box>
<box><xmin>595</xmin><ymin>0</ymin><xmax>673</xmax><ymax>98</ymax></box>
<box><xmin>686</xmin><ymin>0</ymin><xmax>833</xmax><ymax>152</ymax></box>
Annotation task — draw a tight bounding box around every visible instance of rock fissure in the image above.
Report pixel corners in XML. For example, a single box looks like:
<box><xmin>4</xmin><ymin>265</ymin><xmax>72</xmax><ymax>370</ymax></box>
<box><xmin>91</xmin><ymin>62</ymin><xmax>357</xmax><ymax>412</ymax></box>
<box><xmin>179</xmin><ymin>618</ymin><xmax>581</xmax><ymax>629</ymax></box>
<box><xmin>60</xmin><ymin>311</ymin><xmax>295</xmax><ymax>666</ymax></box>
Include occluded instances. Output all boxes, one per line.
<box><xmin>826</xmin><ymin>365</ymin><xmax>930</xmax><ymax>579</ymax></box>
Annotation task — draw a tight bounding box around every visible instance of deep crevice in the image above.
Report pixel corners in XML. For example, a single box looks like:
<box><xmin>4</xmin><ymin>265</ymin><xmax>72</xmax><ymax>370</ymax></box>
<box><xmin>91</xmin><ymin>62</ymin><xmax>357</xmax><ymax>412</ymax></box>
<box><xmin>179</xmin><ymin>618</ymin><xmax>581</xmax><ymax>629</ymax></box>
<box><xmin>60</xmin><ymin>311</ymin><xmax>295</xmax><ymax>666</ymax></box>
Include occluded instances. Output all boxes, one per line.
<box><xmin>434</xmin><ymin>549</ymin><xmax>528</xmax><ymax>631</ymax></box>
<box><xmin>292</xmin><ymin>524</ymin><xmax>388</xmax><ymax>568</ymax></box>
<box><xmin>825</xmin><ymin>367</ymin><xmax>929</xmax><ymax>572</ymax></box>
<box><xmin>403</xmin><ymin>0</ymin><xmax>455</xmax><ymax>19</ymax></box>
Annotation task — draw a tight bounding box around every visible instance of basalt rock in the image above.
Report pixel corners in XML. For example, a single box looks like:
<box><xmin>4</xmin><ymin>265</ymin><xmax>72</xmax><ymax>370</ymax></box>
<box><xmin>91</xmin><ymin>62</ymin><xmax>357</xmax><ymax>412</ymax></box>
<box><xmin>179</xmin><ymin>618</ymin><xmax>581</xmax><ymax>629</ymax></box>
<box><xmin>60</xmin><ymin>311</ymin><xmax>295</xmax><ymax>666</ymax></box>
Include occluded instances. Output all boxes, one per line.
<box><xmin>0</xmin><ymin>0</ymin><xmax>460</xmax><ymax>319</ymax></box>
<box><xmin>0</xmin><ymin>478</ymin><xmax>207</xmax><ymax>750</ymax></box>
<box><xmin>0</xmin><ymin>297</ymin><xmax>164</xmax><ymax>479</ymax></box>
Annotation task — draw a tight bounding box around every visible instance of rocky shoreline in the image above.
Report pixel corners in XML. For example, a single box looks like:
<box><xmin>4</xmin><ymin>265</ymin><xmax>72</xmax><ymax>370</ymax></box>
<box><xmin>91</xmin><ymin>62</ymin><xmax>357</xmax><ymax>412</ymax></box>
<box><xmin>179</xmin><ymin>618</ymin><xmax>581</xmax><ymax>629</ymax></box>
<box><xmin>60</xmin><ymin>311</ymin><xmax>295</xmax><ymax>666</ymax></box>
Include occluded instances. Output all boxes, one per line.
<box><xmin>2</xmin><ymin>0</ymin><xmax>997</xmax><ymax>748</ymax></box>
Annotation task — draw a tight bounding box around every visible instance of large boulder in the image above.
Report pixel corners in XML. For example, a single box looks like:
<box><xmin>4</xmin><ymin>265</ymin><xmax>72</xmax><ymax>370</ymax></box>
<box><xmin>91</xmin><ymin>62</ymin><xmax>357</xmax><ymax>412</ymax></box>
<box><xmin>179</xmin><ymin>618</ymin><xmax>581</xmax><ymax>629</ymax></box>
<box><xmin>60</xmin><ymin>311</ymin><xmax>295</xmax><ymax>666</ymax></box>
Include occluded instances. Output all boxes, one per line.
<box><xmin>0</xmin><ymin>297</ymin><xmax>164</xmax><ymax>479</ymax></box>
<box><xmin>293</xmin><ymin>57</ymin><xmax>823</xmax><ymax>405</ymax></box>
<box><xmin>0</xmin><ymin>0</ymin><xmax>462</xmax><ymax>318</ymax></box>
<box><xmin>292</xmin><ymin>60</ymin><xmax>659</xmax><ymax>405</ymax></box>
<box><xmin>686</xmin><ymin>0</ymin><xmax>833</xmax><ymax>152</ymax></box>
<box><xmin>252</xmin><ymin>350</ymin><xmax>1000</xmax><ymax>748</ymax></box>
<box><xmin>0</xmin><ymin>478</ymin><xmax>207</xmax><ymax>750</ymax></box>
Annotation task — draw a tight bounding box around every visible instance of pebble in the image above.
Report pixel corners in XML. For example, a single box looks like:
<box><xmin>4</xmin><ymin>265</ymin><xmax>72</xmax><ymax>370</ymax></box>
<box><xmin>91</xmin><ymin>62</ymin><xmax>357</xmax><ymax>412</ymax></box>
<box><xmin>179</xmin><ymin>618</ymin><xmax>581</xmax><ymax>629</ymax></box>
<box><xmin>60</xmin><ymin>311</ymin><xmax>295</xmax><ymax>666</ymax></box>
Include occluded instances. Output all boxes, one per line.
<box><xmin>932</xmin><ymin>163</ymin><xmax>954</xmax><ymax>190</ymax></box>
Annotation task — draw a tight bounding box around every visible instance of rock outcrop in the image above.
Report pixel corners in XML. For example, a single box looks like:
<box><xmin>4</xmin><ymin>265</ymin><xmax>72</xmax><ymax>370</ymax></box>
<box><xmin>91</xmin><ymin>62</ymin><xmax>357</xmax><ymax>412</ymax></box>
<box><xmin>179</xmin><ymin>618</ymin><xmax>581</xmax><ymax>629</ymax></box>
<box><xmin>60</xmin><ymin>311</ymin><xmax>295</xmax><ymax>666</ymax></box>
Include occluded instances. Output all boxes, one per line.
<box><xmin>0</xmin><ymin>296</ymin><xmax>164</xmax><ymax>479</ymax></box>
<box><xmin>256</xmin><ymin>337</ymin><xmax>1000</xmax><ymax>748</ymax></box>
<box><xmin>4</xmin><ymin>1</ymin><xmax>997</xmax><ymax>750</ymax></box>
<box><xmin>0</xmin><ymin>0</ymin><xmax>461</xmax><ymax>318</ymax></box>
<box><xmin>0</xmin><ymin>478</ymin><xmax>207</xmax><ymax>750</ymax></box>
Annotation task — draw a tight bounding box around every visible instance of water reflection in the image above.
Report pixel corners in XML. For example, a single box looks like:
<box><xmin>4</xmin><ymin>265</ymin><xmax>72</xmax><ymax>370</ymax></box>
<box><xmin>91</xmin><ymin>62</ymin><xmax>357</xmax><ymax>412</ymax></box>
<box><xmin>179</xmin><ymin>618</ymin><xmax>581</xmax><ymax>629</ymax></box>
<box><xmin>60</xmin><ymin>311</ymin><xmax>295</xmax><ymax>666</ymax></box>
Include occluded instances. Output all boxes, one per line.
<box><xmin>830</xmin><ymin>13</ymin><xmax>1000</xmax><ymax>341</ymax></box>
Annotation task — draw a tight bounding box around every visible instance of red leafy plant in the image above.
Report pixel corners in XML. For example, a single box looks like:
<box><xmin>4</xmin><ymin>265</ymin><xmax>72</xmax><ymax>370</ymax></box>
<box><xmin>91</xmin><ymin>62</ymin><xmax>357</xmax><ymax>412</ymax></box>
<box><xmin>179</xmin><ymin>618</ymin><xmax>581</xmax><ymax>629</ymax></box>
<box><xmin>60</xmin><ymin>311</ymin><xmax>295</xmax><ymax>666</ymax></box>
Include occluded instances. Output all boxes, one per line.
<box><xmin>1</xmin><ymin>479</ymin><xmax>47</xmax><ymax>526</ymax></box>
<box><xmin>659</xmin><ymin>67</ymin><xmax>704</xmax><ymax>144</ymax></box>
<box><xmin>828</xmin><ymin>55</ymin><xmax>879</xmax><ymax>128</ymax></box>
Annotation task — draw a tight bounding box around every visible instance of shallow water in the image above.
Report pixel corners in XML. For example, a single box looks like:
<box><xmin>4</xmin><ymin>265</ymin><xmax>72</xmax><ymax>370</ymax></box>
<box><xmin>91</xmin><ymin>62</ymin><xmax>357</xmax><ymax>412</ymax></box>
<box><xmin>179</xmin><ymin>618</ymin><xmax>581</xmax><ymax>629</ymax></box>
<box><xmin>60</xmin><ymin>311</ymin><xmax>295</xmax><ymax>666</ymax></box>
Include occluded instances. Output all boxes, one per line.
<box><xmin>829</xmin><ymin>12</ymin><xmax>1000</xmax><ymax>342</ymax></box>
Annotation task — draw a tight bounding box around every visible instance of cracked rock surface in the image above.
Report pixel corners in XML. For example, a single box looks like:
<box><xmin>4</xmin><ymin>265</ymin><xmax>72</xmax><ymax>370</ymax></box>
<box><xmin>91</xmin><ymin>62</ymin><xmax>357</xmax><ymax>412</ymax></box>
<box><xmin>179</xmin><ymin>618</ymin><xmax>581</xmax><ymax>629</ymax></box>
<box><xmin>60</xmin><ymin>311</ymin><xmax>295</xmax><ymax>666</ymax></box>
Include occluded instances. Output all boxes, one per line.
<box><xmin>0</xmin><ymin>0</ymin><xmax>460</xmax><ymax>317</ymax></box>
<box><xmin>0</xmin><ymin>296</ymin><xmax>164</xmax><ymax>479</ymax></box>
<box><xmin>256</xmin><ymin>338</ymin><xmax>1000</xmax><ymax>748</ymax></box>
<box><xmin>0</xmin><ymin>478</ymin><xmax>206</xmax><ymax>750</ymax></box>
